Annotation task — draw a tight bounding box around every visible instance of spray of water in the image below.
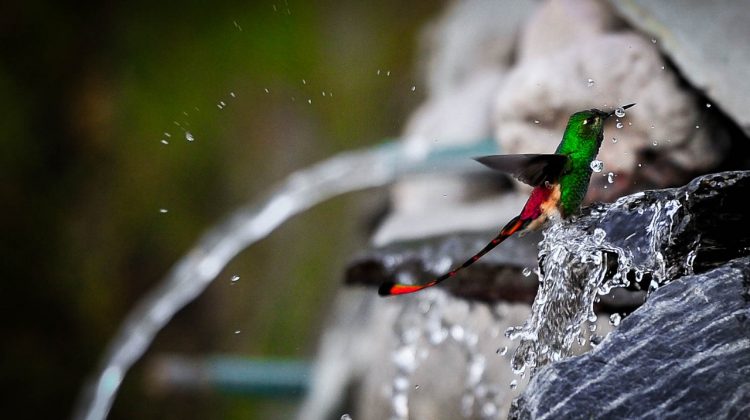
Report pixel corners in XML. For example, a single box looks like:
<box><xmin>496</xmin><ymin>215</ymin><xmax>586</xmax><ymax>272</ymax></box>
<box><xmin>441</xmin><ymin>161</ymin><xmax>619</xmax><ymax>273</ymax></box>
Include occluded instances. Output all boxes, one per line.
<box><xmin>72</xmin><ymin>139</ymin><xmax>497</xmax><ymax>420</ymax></box>
<box><xmin>387</xmin><ymin>289</ymin><xmax>526</xmax><ymax>420</ymax></box>
<box><xmin>507</xmin><ymin>193</ymin><xmax>684</xmax><ymax>375</ymax></box>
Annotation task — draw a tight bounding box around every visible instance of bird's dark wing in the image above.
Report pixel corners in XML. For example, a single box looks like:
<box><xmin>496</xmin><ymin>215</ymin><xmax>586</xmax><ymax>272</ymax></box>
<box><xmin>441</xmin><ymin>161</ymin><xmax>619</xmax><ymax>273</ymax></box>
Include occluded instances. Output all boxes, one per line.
<box><xmin>474</xmin><ymin>154</ymin><xmax>570</xmax><ymax>186</ymax></box>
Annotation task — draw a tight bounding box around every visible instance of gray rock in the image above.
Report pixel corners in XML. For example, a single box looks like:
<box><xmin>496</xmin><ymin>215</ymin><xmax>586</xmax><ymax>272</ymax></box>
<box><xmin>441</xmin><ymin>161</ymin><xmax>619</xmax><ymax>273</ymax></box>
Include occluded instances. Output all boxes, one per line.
<box><xmin>610</xmin><ymin>0</ymin><xmax>750</xmax><ymax>136</ymax></box>
<box><xmin>347</xmin><ymin>228</ymin><xmax>541</xmax><ymax>303</ymax></box>
<box><xmin>508</xmin><ymin>171</ymin><xmax>750</xmax><ymax>375</ymax></box>
<box><xmin>494</xmin><ymin>0</ymin><xmax>727</xmax><ymax>201</ymax></box>
<box><xmin>510</xmin><ymin>257</ymin><xmax>750</xmax><ymax>420</ymax></box>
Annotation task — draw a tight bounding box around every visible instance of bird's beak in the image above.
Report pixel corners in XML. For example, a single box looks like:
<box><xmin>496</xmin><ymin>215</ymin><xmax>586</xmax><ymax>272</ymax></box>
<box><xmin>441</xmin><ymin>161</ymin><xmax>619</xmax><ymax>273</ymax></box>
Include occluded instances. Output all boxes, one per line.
<box><xmin>603</xmin><ymin>103</ymin><xmax>636</xmax><ymax>120</ymax></box>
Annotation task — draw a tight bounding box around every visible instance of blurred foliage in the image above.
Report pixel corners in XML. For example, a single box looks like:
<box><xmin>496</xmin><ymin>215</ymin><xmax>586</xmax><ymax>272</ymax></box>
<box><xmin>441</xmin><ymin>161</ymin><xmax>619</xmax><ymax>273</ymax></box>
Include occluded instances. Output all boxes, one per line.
<box><xmin>0</xmin><ymin>0</ymin><xmax>441</xmax><ymax>419</ymax></box>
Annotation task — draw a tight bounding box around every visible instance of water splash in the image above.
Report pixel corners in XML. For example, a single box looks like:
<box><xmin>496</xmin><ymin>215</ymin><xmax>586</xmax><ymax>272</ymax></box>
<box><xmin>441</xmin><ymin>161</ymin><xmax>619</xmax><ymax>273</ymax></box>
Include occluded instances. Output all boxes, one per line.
<box><xmin>72</xmin><ymin>139</ymin><xmax>498</xmax><ymax>420</ymax></box>
<box><xmin>507</xmin><ymin>193</ymin><xmax>684</xmax><ymax>375</ymax></box>
<box><xmin>387</xmin><ymin>290</ymin><xmax>520</xmax><ymax>420</ymax></box>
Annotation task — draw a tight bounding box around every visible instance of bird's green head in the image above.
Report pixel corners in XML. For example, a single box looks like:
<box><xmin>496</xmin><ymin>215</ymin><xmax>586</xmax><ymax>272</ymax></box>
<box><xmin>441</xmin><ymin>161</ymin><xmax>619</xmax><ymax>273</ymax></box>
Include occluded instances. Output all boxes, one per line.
<box><xmin>556</xmin><ymin>103</ymin><xmax>635</xmax><ymax>157</ymax></box>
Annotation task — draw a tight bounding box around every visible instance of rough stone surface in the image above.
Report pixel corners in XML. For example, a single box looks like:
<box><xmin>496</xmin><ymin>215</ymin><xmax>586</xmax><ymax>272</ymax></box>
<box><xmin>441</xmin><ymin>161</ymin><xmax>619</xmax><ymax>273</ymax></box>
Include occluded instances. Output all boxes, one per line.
<box><xmin>610</xmin><ymin>0</ymin><xmax>750</xmax><ymax>136</ymax></box>
<box><xmin>504</xmin><ymin>170</ymin><xmax>750</xmax><ymax>374</ymax></box>
<box><xmin>568</xmin><ymin>171</ymin><xmax>750</xmax><ymax>281</ymax></box>
<box><xmin>510</xmin><ymin>257</ymin><xmax>750</xmax><ymax>420</ymax></box>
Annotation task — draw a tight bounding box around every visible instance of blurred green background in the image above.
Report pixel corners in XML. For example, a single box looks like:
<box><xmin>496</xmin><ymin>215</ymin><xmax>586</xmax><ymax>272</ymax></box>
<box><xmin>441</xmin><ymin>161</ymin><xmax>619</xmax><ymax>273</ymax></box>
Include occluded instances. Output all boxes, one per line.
<box><xmin>0</xmin><ymin>1</ymin><xmax>442</xmax><ymax>418</ymax></box>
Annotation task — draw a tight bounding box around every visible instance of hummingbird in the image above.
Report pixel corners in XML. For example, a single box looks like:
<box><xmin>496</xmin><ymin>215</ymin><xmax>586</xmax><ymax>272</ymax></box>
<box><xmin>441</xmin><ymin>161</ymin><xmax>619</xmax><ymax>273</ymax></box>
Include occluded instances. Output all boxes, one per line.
<box><xmin>379</xmin><ymin>103</ymin><xmax>635</xmax><ymax>296</ymax></box>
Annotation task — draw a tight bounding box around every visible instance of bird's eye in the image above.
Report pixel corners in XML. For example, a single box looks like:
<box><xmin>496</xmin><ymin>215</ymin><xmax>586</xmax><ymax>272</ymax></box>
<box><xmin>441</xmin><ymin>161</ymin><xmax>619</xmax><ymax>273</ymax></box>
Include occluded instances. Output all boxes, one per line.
<box><xmin>583</xmin><ymin>117</ymin><xmax>593</xmax><ymax>125</ymax></box>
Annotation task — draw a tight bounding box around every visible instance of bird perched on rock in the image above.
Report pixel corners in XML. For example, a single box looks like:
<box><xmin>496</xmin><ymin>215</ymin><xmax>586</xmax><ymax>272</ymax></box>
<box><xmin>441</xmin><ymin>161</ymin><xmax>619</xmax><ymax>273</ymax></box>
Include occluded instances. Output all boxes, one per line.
<box><xmin>379</xmin><ymin>103</ymin><xmax>635</xmax><ymax>296</ymax></box>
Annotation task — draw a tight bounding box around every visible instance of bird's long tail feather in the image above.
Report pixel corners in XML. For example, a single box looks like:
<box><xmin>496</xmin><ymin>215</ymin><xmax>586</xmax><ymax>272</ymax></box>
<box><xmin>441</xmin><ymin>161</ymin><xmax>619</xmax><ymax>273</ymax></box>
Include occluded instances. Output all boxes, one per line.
<box><xmin>378</xmin><ymin>216</ymin><xmax>527</xmax><ymax>296</ymax></box>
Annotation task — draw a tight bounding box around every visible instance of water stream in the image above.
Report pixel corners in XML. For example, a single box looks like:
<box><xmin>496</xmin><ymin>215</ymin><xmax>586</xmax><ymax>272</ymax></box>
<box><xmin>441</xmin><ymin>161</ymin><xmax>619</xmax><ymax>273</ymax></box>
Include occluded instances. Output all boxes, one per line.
<box><xmin>506</xmin><ymin>194</ymin><xmax>684</xmax><ymax>376</ymax></box>
<box><xmin>72</xmin><ymin>139</ymin><xmax>497</xmax><ymax>420</ymax></box>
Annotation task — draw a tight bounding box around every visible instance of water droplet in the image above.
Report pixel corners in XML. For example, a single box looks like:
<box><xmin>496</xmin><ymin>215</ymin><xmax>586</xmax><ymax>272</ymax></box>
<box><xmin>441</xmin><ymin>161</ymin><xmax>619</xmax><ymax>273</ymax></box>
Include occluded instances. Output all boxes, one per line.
<box><xmin>587</xmin><ymin>78</ymin><xmax>595</xmax><ymax>87</ymax></box>
<box><xmin>660</xmin><ymin>66</ymin><xmax>665</xmax><ymax>70</ymax></box>
<box><xmin>394</xmin><ymin>375</ymin><xmax>409</xmax><ymax>392</ymax></box>
<box><xmin>590</xmin><ymin>160</ymin><xmax>603</xmax><ymax>173</ymax></box>
<box><xmin>321</xmin><ymin>91</ymin><xmax>326</xmax><ymax>96</ymax></box>
<box><xmin>302</xmin><ymin>79</ymin><xmax>306</xmax><ymax>85</ymax></box>
<box><xmin>234</xmin><ymin>330</ymin><xmax>241</xmax><ymax>334</ymax></box>
<box><xmin>450</xmin><ymin>325</ymin><xmax>465</xmax><ymax>342</ymax></box>
<box><xmin>393</xmin><ymin>346</ymin><xmax>417</xmax><ymax>371</ymax></box>
<box><xmin>706</xmin><ymin>103</ymin><xmax>712</xmax><ymax>108</ymax></box>
<box><xmin>695</xmin><ymin>125</ymin><xmax>700</xmax><ymax>129</ymax></box>
<box><xmin>482</xmin><ymin>402</ymin><xmax>498</xmax><ymax>417</ymax></box>
<box><xmin>164</xmin><ymin>132</ymin><xmax>171</xmax><ymax>138</ymax></box>
<box><xmin>340</xmin><ymin>415</ymin><xmax>352</xmax><ymax>420</ymax></box>
<box><xmin>230</xmin><ymin>275</ymin><xmax>240</xmax><ymax>284</ymax></box>
<box><xmin>264</xmin><ymin>88</ymin><xmax>270</xmax><ymax>93</ymax></box>
<box><xmin>185</xmin><ymin>131</ymin><xmax>194</xmax><ymax>142</ymax></box>
<box><xmin>230</xmin><ymin>92</ymin><xmax>236</xmax><ymax>98</ymax></box>
<box><xmin>410</xmin><ymin>85</ymin><xmax>416</xmax><ymax>92</ymax></box>
<box><xmin>392</xmin><ymin>393</ymin><xmax>408</xmax><ymax>418</ymax></box>
<box><xmin>611</xmin><ymin>137</ymin><xmax>618</xmax><ymax>143</ymax></box>
<box><xmin>638</xmin><ymin>163</ymin><xmax>643</xmax><ymax>168</ymax></box>
<box><xmin>616</xmin><ymin>122</ymin><xmax>624</xmax><ymax>129</ymax></box>
<box><xmin>593</xmin><ymin>228</ymin><xmax>606</xmax><ymax>245</ymax></box>
<box><xmin>307</xmin><ymin>99</ymin><xmax>312</xmax><ymax>104</ymax></box>
<box><xmin>522</xmin><ymin>267</ymin><xmax>532</xmax><ymax>277</ymax></box>
<box><xmin>534</xmin><ymin>120</ymin><xmax>540</xmax><ymax>124</ymax></box>
<box><xmin>609</xmin><ymin>313</ymin><xmax>621</xmax><ymax>326</ymax></box>
<box><xmin>510</xmin><ymin>379</ymin><xmax>518</xmax><ymax>389</ymax></box>
<box><xmin>159</xmin><ymin>208</ymin><xmax>168</xmax><ymax>214</ymax></box>
<box><xmin>414</xmin><ymin>384</ymin><xmax>420</xmax><ymax>390</ymax></box>
<box><xmin>607</xmin><ymin>172</ymin><xmax>615</xmax><ymax>184</ymax></box>
<box><xmin>652</xmin><ymin>140</ymin><xmax>659</xmax><ymax>146</ymax></box>
<box><xmin>160</xmin><ymin>140</ymin><xmax>169</xmax><ymax>145</ymax></box>
<box><xmin>386</xmin><ymin>70</ymin><xmax>391</xmax><ymax>76</ymax></box>
<box><xmin>505</xmin><ymin>326</ymin><xmax>522</xmax><ymax>339</ymax></box>
<box><xmin>614</xmin><ymin>107</ymin><xmax>626</xmax><ymax>118</ymax></box>
<box><xmin>377</xmin><ymin>69</ymin><xmax>381</xmax><ymax>75</ymax></box>
<box><xmin>496</xmin><ymin>346</ymin><xmax>508</xmax><ymax>356</ymax></box>
<box><xmin>651</xmin><ymin>38</ymin><xmax>657</xmax><ymax>44</ymax></box>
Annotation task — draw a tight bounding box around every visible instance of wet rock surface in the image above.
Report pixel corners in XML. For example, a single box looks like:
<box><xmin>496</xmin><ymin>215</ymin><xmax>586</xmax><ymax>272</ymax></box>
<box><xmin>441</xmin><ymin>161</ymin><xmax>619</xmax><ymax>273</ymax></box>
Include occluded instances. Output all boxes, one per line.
<box><xmin>573</xmin><ymin>170</ymin><xmax>750</xmax><ymax>281</ymax></box>
<box><xmin>508</xmin><ymin>170</ymin><xmax>750</xmax><ymax>375</ymax></box>
<box><xmin>510</xmin><ymin>257</ymin><xmax>750</xmax><ymax>420</ymax></box>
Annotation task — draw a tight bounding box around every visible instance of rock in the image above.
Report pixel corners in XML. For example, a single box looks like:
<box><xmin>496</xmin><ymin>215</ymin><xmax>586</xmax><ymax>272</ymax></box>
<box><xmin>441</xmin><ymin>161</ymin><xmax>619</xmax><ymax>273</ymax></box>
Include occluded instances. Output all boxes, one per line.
<box><xmin>610</xmin><ymin>0</ymin><xmax>750</xmax><ymax>136</ymax></box>
<box><xmin>510</xmin><ymin>257</ymin><xmax>750</xmax><ymax>420</ymax></box>
<box><xmin>418</xmin><ymin>0</ymin><xmax>535</xmax><ymax>97</ymax></box>
<box><xmin>493</xmin><ymin>0</ymin><xmax>729</xmax><ymax>202</ymax></box>
<box><xmin>509</xmin><ymin>171</ymin><xmax>750</xmax><ymax>374</ymax></box>
<box><xmin>348</xmin><ymin>227</ymin><xmax>541</xmax><ymax>303</ymax></box>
